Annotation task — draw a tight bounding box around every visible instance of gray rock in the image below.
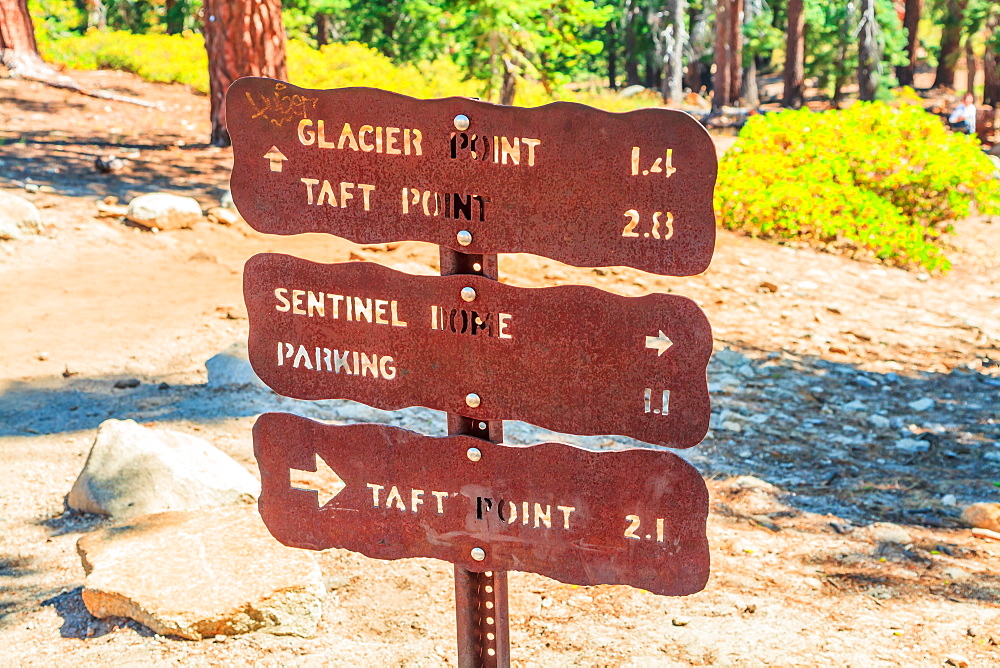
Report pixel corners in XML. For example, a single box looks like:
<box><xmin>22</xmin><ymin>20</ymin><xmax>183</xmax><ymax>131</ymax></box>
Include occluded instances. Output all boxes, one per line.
<box><xmin>868</xmin><ymin>522</ymin><xmax>911</xmax><ymax>545</ymax></box>
<box><xmin>68</xmin><ymin>419</ymin><xmax>260</xmax><ymax>519</ymax></box>
<box><xmin>713</xmin><ymin>348</ymin><xmax>747</xmax><ymax>368</ymax></box>
<box><xmin>907</xmin><ymin>397</ymin><xmax>935</xmax><ymax>412</ymax></box>
<box><xmin>206</xmin><ymin>342</ymin><xmax>267</xmax><ymax>389</ymax></box>
<box><xmin>0</xmin><ymin>190</ymin><xmax>42</xmax><ymax>240</ymax></box>
<box><xmin>842</xmin><ymin>399</ymin><xmax>866</xmax><ymax>412</ymax></box>
<box><xmin>867</xmin><ymin>414</ymin><xmax>891</xmax><ymax>429</ymax></box>
<box><xmin>78</xmin><ymin>506</ymin><xmax>324</xmax><ymax>639</ymax></box>
<box><xmin>894</xmin><ymin>438</ymin><xmax>929</xmax><ymax>453</ymax></box>
<box><xmin>126</xmin><ymin>193</ymin><xmax>203</xmax><ymax>231</ymax></box>
<box><xmin>220</xmin><ymin>189</ymin><xmax>236</xmax><ymax>210</ymax></box>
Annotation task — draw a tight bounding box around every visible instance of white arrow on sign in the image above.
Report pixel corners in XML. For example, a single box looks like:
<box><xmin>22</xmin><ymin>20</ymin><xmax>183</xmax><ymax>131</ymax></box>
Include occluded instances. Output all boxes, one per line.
<box><xmin>644</xmin><ymin>330</ymin><xmax>673</xmax><ymax>356</ymax></box>
<box><xmin>263</xmin><ymin>146</ymin><xmax>288</xmax><ymax>172</ymax></box>
<box><xmin>290</xmin><ymin>453</ymin><xmax>346</xmax><ymax>507</ymax></box>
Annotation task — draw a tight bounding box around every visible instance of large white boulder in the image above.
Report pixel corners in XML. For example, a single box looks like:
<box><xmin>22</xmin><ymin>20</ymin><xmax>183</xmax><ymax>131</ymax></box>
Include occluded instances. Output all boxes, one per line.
<box><xmin>78</xmin><ymin>506</ymin><xmax>325</xmax><ymax>639</ymax></box>
<box><xmin>67</xmin><ymin>419</ymin><xmax>260</xmax><ymax>519</ymax></box>
<box><xmin>0</xmin><ymin>191</ymin><xmax>42</xmax><ymax>240</ymax></box>
<box><xmin>126</xmin><ymin>192</ymin><xmax>203</xmax><ymax>230</ymax></box>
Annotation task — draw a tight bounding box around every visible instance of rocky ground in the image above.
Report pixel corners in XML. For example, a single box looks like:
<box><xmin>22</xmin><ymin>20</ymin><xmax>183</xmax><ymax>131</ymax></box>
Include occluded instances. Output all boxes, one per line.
<box><xmin>1</xmin><ymin>71</ymin><xmax>999</xmax><ymax>666</ymax></box>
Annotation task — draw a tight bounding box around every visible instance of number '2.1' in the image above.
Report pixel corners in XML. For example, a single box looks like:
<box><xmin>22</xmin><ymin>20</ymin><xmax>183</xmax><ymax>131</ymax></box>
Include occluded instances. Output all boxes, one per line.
<box><xmin>624</xmin><ymin>515</ymin><xmax>665</xmax><ymax>542</ymax></box>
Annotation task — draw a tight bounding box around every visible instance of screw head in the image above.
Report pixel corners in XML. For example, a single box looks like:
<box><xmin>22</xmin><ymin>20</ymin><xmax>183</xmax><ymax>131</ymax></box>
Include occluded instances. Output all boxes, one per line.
<box><xmin>471</xmin><ymin>547</ymin><xmax>486</xmax><ymax>561</ymax></box>
<box><xmin>454</xmin><ymin>114</ymin><xmax>470</xmax><ymax>131</ymax></box>
<box><xmin>465</xmin><ymin>393</ymin><xmax>481</xmax><ymax>408</ymax></box>
<box><xmin>456</xmin><ymin>230</ymin><xmax>473</xmax><ymax>246</ymax></box>
<box><xmin>461</xmin><ymin>287</ymin><xmax>476</xmax><ymax>302</ymax></box>
<box><xmin>467</xmin><ymin>447</ymin><xmax>482</xmax><ymax>462</ymax></box>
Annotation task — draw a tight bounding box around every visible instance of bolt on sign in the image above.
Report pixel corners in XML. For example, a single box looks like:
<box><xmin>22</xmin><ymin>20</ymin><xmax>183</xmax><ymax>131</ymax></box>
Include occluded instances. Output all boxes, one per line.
<box><xmin>228</xmin><ymin>78</ymin><xmax>717</xmax><ymax>277</ymax></box>
<box><xmin>255</xmin><ymin>413</ymin><xmax>710</xmax><ymax>596</ymax></box>
<box><xmin>244</xmin><ymin>254</ymin><xmax>713</xmax><ymax>448</ymax></box>
<box><xmin>229</xmin><ymin>77</ymin><xmax>719</xmax><ymax>664</ymax></box>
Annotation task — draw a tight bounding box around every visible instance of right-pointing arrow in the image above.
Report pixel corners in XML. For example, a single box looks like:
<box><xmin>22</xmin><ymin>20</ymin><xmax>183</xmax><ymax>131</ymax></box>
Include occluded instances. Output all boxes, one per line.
<box><xmin>645</xmin><ymin>330</ymin><xmax>673</xmax><ymax>356</ymax></box>
<box><xmin>290</xmin><ymin>453</ymin><xmax>345</xmax><ymax>508</ymax></box>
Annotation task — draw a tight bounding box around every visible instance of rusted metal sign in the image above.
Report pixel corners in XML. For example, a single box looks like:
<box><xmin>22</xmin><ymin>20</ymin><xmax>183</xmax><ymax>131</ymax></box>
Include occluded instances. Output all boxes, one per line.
<box><xmin>227</xmin><ymin>78</ymin><xmax>717</xmax><ymax>277</ymax></box>
<box><xmin>244</xmin><ymin>253</ymin><xmax>713</xmax><ymax>448</ymax></box>
<box><xmin>255</xmin><ymin>412</ymin><xmax>711</xmax><ymax>596</ymax></box>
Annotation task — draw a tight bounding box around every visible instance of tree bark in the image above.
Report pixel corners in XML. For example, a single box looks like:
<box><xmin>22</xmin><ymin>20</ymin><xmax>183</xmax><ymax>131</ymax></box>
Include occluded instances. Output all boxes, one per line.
<box><xmin>857</xmin><ymin>0</ymin><xmax>878</xmax><ymax>101</ymax></box>
<box><xmin>500</xmin><ymin>57</ymin><xmax>517</xmax><ymax>105</ymax></box>
<box><xmin>934</xmin><ymin>0</ymin><xmax>967</xmax><ymax>89</ymax></box>
<box><xmin>623</xmin><ymin>0</ymin><xmax>641</xmax><ymax>86</ymax></box>
<box><xmin>164</xmin><ymin>0</ymin><xmax>185</xmax><ymax>35</ymax></box>
<box><xmin>896</xmin><ymin>0</ymin><xmax>921</xmax><ymax>86</ymax></box>
<box><xmin>728</xmin><ymin>0</ymin><xmax>743</xmax><ymax>103</ymax></box>
<box><xmin>684</xmin><ymin>1</ymin><xmax>711</xmax><ymax>93</ymax></box>
<box><xmin>985</xmin><ymin>16</ymin><xmax>1000</xmax><ymax>107</ymax></box>
<box><xmin>316</xmin><ymin>12</ymin><xmax>332</xmax><ymax>47</ymax></box>
<box><xmin>713</xmin><ymin>0</ymin><xmax>731</xmax><ymax>109</ymax></box>
<box><xmin>606</xmin><ymin>20</ymin><xmax>617</xmax><ymax>89</ymax></box>
<box><xmin>662</xmin><ymin>0</ymin><xmax>686</xmax><ymax>103</ymax></box>
<box><xmin>0</xmin><ymin>0</ymin><xmax>46</xmax><ymax>76</ymax></box>
<box><xmin>202</xmin><ymin>0</ymin><xmax>287</xmax><ymax>147</ymax></box>
<box><xmin>782</xmin><ymin>0</ymin><xmax>805</xmax><ymax>107</ymax></box>
<box><xmin>742</xmin><ymin>57</ymin><xmax>759</xmax><ymax>106</ymax></box>
<box><xmin>965</xmin><ymin>36</ymin><xmax>976</xmax><ymax>97</ymax></box>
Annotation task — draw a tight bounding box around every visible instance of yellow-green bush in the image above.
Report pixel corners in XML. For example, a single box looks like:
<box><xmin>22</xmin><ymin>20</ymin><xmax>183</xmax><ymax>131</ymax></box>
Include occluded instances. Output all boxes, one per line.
<box><xmin>716</xmin><ymin>103</ymin><xmax>1000</xmax><ymax>271</ymax></box>
<box><xmin>37</xmin><ymin>29</ymin><xmax>661</xmax><ymax>111</ymax></box>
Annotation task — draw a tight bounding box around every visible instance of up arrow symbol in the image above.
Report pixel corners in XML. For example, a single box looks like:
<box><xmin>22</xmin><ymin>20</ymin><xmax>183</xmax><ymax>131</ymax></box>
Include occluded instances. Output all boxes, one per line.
<box><xmin>290</xmin><ymin>453</ymin><xmax>346</xmax><ymax>508</ymax></box>
<box><xmin>645</xmin><ymin>330</ymin><xmax>673</xmax><ymax>356</ymax></box>
<box><xmin>263</xmin><ymin>146</ymin><xmax>288</xmax><ymax>172</ymax></box>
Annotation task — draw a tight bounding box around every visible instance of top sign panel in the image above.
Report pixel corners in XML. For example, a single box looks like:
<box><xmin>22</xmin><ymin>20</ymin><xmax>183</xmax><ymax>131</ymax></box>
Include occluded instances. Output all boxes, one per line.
<box><xmin>227</xmin><ymin>78</ymin><xmax>717</xmax><ymax>276</ymax></box>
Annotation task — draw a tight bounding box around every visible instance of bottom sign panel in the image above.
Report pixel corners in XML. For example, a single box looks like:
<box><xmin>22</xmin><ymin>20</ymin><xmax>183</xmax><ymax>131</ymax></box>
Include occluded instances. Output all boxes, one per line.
<box><xmin>254</xmin><ymin>412</ymin><xmax>710</xmax><ymax>596</ymax></box>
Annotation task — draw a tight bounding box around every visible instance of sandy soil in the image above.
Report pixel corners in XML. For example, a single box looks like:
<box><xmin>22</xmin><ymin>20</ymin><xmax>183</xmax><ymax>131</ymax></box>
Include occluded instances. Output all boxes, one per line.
<box><xmin>1</xmin><ymin>70</ymin><xmax>999</xmax><ymax>666</ymax></box>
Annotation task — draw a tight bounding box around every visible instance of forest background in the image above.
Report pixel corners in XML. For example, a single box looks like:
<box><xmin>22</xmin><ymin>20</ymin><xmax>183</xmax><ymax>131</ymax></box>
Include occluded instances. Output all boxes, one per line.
<box><xmin>3</xmin><ymin>0</ymin><xmax>1000</xmax><ymax>273</ymax></box>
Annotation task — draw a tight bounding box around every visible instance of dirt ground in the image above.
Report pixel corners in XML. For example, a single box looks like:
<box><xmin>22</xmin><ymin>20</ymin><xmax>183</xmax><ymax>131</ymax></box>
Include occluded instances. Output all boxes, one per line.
<box><xmin>1</xmin><ymin>71</ymin><xmax>999</xmax><ymax>666</ymax></box>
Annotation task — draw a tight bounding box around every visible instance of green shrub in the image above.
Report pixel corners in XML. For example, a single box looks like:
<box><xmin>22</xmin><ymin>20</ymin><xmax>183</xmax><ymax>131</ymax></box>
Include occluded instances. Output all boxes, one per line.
<box><xmin>716</xmin><ymin>102</ymin><xmax>1000</xmax><ymax>272</ymax></box>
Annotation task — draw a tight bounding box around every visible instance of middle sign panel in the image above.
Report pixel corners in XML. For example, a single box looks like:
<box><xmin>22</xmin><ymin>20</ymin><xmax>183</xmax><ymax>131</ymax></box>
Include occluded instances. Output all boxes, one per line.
<box><xmin>245</xmin><ymin>254</ymin><xmax>713</xmax><ymax>447</ymax></box>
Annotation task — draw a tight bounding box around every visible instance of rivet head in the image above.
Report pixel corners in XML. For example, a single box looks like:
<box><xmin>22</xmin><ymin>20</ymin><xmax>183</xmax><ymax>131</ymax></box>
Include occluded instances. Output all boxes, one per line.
<box><xmin>465</xmin><ymin>393</ymin><xmax>481</xmax><ymax>408</ymax></box>
<box><xmin>454</xmin><ymin>114</ymin><xmax>470</xmax><ymax>131</ymax></box>
<box><xmin>471</xmin><ymin>547</ymin><xmax>486</xmax><ymax>561</ymax></box>
<box><xmin>467</xmin><ymin>447</ymin><xmax>482</xmax><ymax>462</ymax></box>
<box><xmin>461</xmin><ymin>287</ymin><xmax>476</xmax><ymax>302</ymax></box>
<box><xmin>456</xmin><ymin>230</ymin><xmax>473</xmax><ymax>246</ymax></box>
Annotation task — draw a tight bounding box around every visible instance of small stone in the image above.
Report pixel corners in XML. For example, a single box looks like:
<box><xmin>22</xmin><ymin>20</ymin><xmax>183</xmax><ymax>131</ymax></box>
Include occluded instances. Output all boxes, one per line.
<box><xmin>842</xmin><ymin>400</ymin><xmax>866</xmax><ymax>412</ymax></box>
<box><xmin>721</xmin><ymin>420</ymin><xmax>742</xmax><ymax>433</ymax></box>
<box><xmin>206</xmin><ymin>342</ymin><xmax>267</xmax><ymax>389</ymax></box>
<box><xmin>0</xmin><ymin>190</ymin><xmax>40</xmax><ymax>236</ymax></box>
<box><xmin>126</xmin><ymin>193</ymin><xmax>203</xmax><ymax>231</ymax></box>
<box><xmin>868</xmin><ymin>522</ymin><xmax>911</xmax><ymax>545</ymax></box>
<box><xmin>158</xmin><ymin>382</ymin><xmax>170</xmax><ymax>390</ymax></box>
<box><xmin>894</xmin><ymin>438</ymin><xmax>929</xmax><ymax>453</ymax></box>
<box><xmin>855</xmin><ymin>375</ymin><xmax>879</xmax><ymax>388</ymax></box>
<box><xmin>944</xmin><ymin>655</ymin><xmax>969</xmax><ymax>668</ymax></box>
<box><xmin>828</xmin><ymin>346</ymin><xmax>848</xmax><ymax>355</ymax></box>
<box><xmin>941</xmin><ymin>566</ymin><xmax>969</xmax><ymax>581</ymax></box>
<box><xmin>758</xmin><ymin>281</ymin><xmax>778</xmax><ymax>293</ymax></box>
<box><xmin>206</xmin><ymin>207</ymin><xmax>240</xmax><ymax>226</ymax></box>
<box><xmin>739</xmin><ymin>258</ymin><xmax>751</xmax><ymax>266</ymax></box>
<box><xmin>941</xmin><ymin>494</ymin><xmax>957</xmax><ymax>507</ymax></box>
<box><xmin>37</xmin><ymin>351</ymin><xmax>49</xmax><ymax>361</ymax></box>
<box><xmin>671</xmin><ymin>616</ymin><xmax>690</xmax><ymax>627</ymax></box>
<box><xmin>68</xmin><ymin>419</ymin><xmax>260</xmax><ymax>520</ymax></box>
<box><xmin>867</xmin><ymin>414</ymin><xmax>891</xmax><ymax>429</ymax></box>
<box><xmin>907</xmin><ymin>397</ymin><xmax>934</xmax><ymax>412</ymax></box>
<box><xmin>915</xmin><ymin>273</ymin><xmax>930</xmax><ymax>282</ymax></box>
<box><xmin>803</xmin><ymin>577</ymin><xmax>823</xmax><ymax>589</ymax></box>
<box><xmin>961</xmin><ymin>503</ymin><xmax>1000</xmax><ymax>532</ymax></box>
<box><xmin>113</xmin><ymin>378</ymin><xmax>140</xmax><ymax>389</ymax></box>
<box><xmin>220</xmin><ymin>190</ymin><xmax>236</xmax><ymax>210</ymax></box>
<box><xmin>796</xmin><ymin>280</ymin><xmax>819</xmax><ymax>291</ymax></box>
<box><xmin>78</xmin><ymin>506</ymin><xmax>324</xmax><ymax>639</ymax></box>
<box><xmin>713</xmin><ymin>348</ymin><xmax>746</xmax><ymax>368</ymax></box>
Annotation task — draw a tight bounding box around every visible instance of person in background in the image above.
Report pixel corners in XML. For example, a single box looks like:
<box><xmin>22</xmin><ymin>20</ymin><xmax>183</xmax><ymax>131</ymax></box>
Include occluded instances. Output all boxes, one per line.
<box><xmin>949</xmin><ymin>92</ymin><xmax>977</xmax><ymax>135</ymax></box>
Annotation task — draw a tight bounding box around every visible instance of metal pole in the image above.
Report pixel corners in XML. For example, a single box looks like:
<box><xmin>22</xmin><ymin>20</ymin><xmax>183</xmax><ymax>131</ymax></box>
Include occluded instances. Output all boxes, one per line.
<box><xmin>440</xmin><ymin>247</ymin><xmax>511</xmax><ymax>668</ymax></box>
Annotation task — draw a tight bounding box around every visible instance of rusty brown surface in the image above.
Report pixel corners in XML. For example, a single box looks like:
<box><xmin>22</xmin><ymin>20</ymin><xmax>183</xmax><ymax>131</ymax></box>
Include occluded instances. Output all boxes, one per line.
<box><xmin>254</xmin><ymin>413</ymin><xmax>711</xmax><ymax>596</ymax></box>
<box><xmin>227</xmin><ymin>77</ymin><xmax>717</xmax><ymax>277</ymax></box>
<box><xmin>244</xmin><ymin>253</ymin><xmax>713</xmax><ymax>448</ymax></box>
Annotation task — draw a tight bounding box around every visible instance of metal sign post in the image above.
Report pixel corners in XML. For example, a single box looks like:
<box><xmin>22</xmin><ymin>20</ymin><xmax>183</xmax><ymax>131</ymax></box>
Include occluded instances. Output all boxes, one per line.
<box><xmin>230</xmin><ymin>77</ymin><xmax>718</xmax><ymax>666</ymax></box>
<box><xmin>441</xmin><ymin>246</ymin><xmax>510</xmax><ymax>667</ymax></box>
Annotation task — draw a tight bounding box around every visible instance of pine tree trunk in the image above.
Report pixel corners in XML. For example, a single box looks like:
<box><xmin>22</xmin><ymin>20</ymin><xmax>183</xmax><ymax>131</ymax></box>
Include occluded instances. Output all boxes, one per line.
<box><xmin>782</xmin><ymin>0</ymin><xmax>805</xmax><ymax>108</ymax></box>
<box><xmin>742</xmin><ymin>57</ymin><xmax>759</xmax><ymax>107</ymax></box>
<box><xmin>857</xmin><ymin>0</ymin><xmax>878</xmax><ymax>101</ymax></box>
<box><xmin>500</xmin><ymin>59</ymin><xmax>517</xmax><ymax>105</ymax></box>
<box><xmin>316</xmin><ymin>12</ymin><xmax>331</xmax><ymax>47</ymax></box>
<box><xmin>934</xmin><ymin>0</ymin><xmax>967</xmax><ymax>89</ymax></box>
<box><xmin>164</xmin><ymin>0</ymin><xmax>184</xmax><ymax>35</ymax></box>
<box><xmin>896</xmin><ymin>0</ymin><xmax>921</xmax><ymax>86</ymax></box>
<box><xmin>985</xmin><ymin>18</ymin><xmax>1000</xmax><ymax>107</ymax></box>
<box><xmin>713</xmin><ymin>0</ymin><xmax>731</xmax><ymax>109</ymax></box>
<box><xmin>728</xmin><ymin>0</ymin><xmax>743</xmax><ymax>103</ymax></box>
<box><xmin>965</xmin><ymin>37</ymin><xmax>976</xmax><ymax>97</ymax></box>
<box><xmin>663</xmin><ymin>0</ymin><xmax>686</xmax><ymax>103</ymax></box>
<box><xmin>0</xmin><ymin>0</ymin><xmax>47</xmax><ymax>76</ymax></box>
<box><xmin>624</xmin><ymin>0</ymin><xmax>641</xmax><ymax>86</ymax></box>
<box><xmin>606</xmin><ymin>20</ymin><xmax>618</xmax><ymax>89</ymax></box>
<box><xmin>202</xmin><ymin>0</ymin><xmax>288</xmax><ymax>147</ymax></box>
